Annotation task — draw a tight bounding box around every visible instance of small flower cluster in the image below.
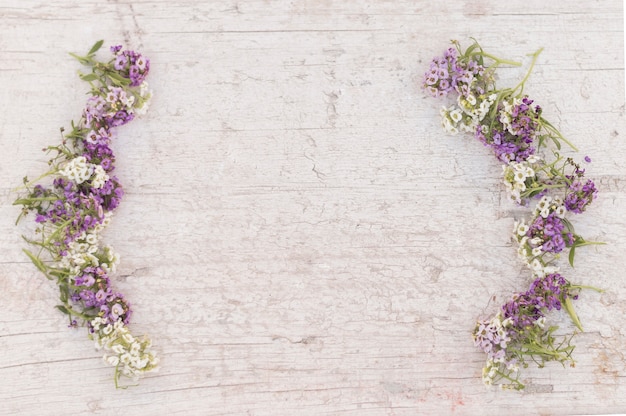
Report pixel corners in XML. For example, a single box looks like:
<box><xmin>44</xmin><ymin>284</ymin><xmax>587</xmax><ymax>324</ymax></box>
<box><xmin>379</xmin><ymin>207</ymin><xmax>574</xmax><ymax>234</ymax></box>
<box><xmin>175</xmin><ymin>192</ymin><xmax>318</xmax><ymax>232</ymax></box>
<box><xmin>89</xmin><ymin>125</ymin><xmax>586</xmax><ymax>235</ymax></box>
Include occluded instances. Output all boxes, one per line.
<box><xmin>440</xmin><ymin>93</ymin><xmax>497</xmax><ymax>135</ymax></box>
<box><xmin>111</xmin><ymin>45</ymin><xmax>150</xmax><ymax>87</ymax></box>
<box><xmin>474</xmin><ymin>273</ymin><xmax>580</xmax><ymax>389</ymax></box>
<box><xmin>424</xmin><ymin>40</ymin><xmax>603</xmax><ymax>389</ymax></box>
<box><xmin>563</xmin><ymin>158</ymin><xmax>598</xmax><ymax>214</ymax></box>
<box><xmin>14</xmin><ymin>40</ymin><xmax>157</xmax><ymax>387</ymax></box>
<box><xmin>423</xmin><ymin>43</ymin><xmax>493</xmax><ymax>99</ymax></box>
<box><xmin>501</xmin><ymin>155</ymin><xmax>540</xmax><ymax>204</ymax></box>
<box><xmin>476</xmin><ymin>96</ymin><xmax>540</xmax><ymax>163</ymax></box>
<box><xmin>92</xmin><ymin>317</ymin><xmax>158</xmax><ymax>381</ymax></box>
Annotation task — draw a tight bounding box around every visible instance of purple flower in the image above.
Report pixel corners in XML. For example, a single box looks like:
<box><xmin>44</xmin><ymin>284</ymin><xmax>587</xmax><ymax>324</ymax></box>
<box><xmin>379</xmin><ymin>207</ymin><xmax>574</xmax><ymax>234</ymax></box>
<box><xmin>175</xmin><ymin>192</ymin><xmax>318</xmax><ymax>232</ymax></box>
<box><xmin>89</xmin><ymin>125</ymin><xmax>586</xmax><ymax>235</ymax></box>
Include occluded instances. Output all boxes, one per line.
<box><xmin>423</xmin><ymin>46</ymin><xmax>484</xmax><ymax>98</ymax></box>
<box><xmin>527</xmin><ymin>212</ymin><xmax>568</xmax><ymax>254</ymax></box>
<box><xmin>95</xmin><ymin>289</ymin><xmax>107</xmax><ymax>304</ymax></box>
<box><xmin>475</xmin><ymin>96</ymin><xmax>539</xmax><ymax>163</ymax></box>
<box><xmin>114</xmin><ymin>54</ymin><xmax>128</xmax><ymax>71</ymax></box>
<box><xmin>501</xmin><ymin>273</ymin><xmax>573</xmax><ymax>333</ymax></box>
<box><xmin>16</xmin><ymin>42</ymin><xmax>154</xmax><ymax>355</ymax></box>
<box><xmin>109</xmin><ymin>47</ymin><xmax>150</xmax><ymax>87</ymax></box>
<box><xmin>565</xmin><ymin>179</ymin><xmax>598</xmax><ymax>214</ymax></box>
<box><xmin>111</xmin><ymin>303</ymin><xmax>124</xmax><ymax>320</ymax></box>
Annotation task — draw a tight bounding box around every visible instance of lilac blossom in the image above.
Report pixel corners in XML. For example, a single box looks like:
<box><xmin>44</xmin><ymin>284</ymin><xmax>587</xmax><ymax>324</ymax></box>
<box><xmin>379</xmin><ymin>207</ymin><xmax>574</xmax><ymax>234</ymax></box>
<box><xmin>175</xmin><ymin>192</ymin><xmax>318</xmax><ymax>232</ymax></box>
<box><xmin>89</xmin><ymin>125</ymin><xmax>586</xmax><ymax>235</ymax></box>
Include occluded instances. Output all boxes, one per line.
<box><xmin>425</xmin><ymin>40</ymin><xmax>603</xmax><ymax>391</ymax></box>
<box><xmin>565</xmin><ymin>179</ymin><xmax>598</xmax><ymax>214</ymax></box>
<box><xmin>110</xmin><ymin>45</ymin><xmax>150</xmax><ymax>87</ymax></box>
<box><xmin>423</xmin><ymin>46</ymin><xmax>485</xmax><ymax>98</ymax></box>
<box><xmin>14</xmin><ymin>40</ymin><xmax>158</xmax><ymax>386</ymax></box>
<box><xmin>475</xmin><ymin>96</ymin><xmax>540</xmax><ymax>163</ymax></box>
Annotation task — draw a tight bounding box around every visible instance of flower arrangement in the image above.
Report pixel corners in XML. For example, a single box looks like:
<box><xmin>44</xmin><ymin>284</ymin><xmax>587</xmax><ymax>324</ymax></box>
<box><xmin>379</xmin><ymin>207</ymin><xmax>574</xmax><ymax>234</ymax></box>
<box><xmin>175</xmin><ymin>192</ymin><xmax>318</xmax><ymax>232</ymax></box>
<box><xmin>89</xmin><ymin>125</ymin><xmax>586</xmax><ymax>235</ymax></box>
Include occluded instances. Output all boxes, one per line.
<box><xmin>14</xmin><ymin>41</ymin><xmax>158</xmax><ymax>387</ymax></box>
<box><xmin>423</xmin><ymin>40</ymin><xmax>603</xmax><ymax>390</ymax></box>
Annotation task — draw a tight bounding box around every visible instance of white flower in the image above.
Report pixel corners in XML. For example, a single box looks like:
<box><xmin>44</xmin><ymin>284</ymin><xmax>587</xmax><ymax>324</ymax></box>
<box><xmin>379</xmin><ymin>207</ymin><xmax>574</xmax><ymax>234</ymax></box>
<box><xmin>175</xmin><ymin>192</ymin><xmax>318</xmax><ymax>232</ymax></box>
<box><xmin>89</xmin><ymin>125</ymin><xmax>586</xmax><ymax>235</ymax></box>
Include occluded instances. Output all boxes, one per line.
<box><xmin>509</xmin><ymin>189</ymin><xmax>521</xmax><ymax>204</ymax></box>
<box><xmin>101</xmin><ymin>213</ymin><xmax>113</xmax><ymax>228</ymax></box>
<box><xmin>530</xmin><ymin>258</ymin><xmax>544</xmax><ymax>273</ymax></box>
<box><xmin>543</xmin><ymin>265</ymin><xmax>560</xmax><ymax>275</ymax></box>
<box><xmin>516</xmin><ymin>222</ymin><xmax>529</xmax><ymax>237</ymax></box>
<box><xmin>513</xmin><ymin>171</ymin><xmax>526</xmax><ymax>183</ymax></box>
<box><xmin>459</xmin><ymin>118</ymin><xmax>477</xmax><ymax>133</ymax></box>
<box><xmin>134</xmin><ymin>82</ymin><xmax>153</xmax><ymax>116</ymax></box>
<box><xmin>100</xmin><ymin>246</ymin><xmax>120</xmax><ymax>274</ymax></box>
<box><xmin>449</xmin><ymin>109</ymin><xmax>462</xmax><ymax>123</ymax></box>
<box><xmin>91</xmin><ymin>165</ymin><xmax>110</xmax><ymax>189</ymax></box>
<box><xmin>506</xmin><ymin>362</ymin><xmax>520</xmax><ymax>372</ymax></box>
<box><xmin>517</xmin><ymin>245</ymin><xmax>529</xmax><ymax>260</ymax></box>
<box><xmin>121</xmin><ymin>92</ymin><xmax>135</xmax><ymax>108</ymax></box>
<box><xmin>60</xmin><ymin>156</ymin><xmax>93</xmax><ymax>184</ymax></box>
<box><xmin>536</xmin><ymin>196</ymin><xmax>552</xmax><ymax>213</ymax></box>
<box><xmin>112</xmin><ymin>344</ymin><xmax>125</xmax><ymax>354</ymax></box>
<box><xmin>86</xmin><ymin>233</ymin><xmax>99</xmax><ymax>245</ymax></box>
<box><xmin>94</xmin><ymin>319</ymin><xmax>159</xmax><ymax>382</ymax></box>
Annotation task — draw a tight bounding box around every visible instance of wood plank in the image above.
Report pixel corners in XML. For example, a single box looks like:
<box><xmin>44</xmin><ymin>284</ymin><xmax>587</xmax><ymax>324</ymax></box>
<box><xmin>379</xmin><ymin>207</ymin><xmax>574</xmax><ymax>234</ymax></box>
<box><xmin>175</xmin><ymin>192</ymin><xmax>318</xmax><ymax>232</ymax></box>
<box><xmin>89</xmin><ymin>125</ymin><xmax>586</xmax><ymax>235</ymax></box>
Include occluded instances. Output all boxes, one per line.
<box><xmin>0</xmin><ymin>1</ymin><xmax>624</xmax><ymax>414</ymax></box>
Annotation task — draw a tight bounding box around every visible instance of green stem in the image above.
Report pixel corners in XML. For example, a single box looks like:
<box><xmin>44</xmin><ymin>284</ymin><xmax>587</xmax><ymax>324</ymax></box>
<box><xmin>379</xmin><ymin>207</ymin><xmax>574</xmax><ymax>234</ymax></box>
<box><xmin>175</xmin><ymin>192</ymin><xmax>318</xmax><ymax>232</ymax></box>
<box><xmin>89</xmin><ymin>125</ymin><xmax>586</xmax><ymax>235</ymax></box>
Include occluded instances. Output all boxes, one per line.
<box><xmin>570</xmin><ymin>284</ymin><xmax>604</xmax><ymax>292</ymax></box>
<box><xmin>480</xmin><ymin>52</ymin><xmax>522</xmax><ymax>67</ymax></box>
<box><xmin>12</xmin><ymin>169</ymin><xmax>58</xmax><ymax>192</ymax></box>
<box><xmin>511</xmin><ymin>48</ymin><xmax>544</xmax><ymax>97</ymax></box>
<box><xmin>540</xmin><ymin>117</ymin><xmax>579</xmax><ymax>151</ymax></box>
<box><xmin>494</xmin><ymin>367</ymin><xmax>524</xmax><ymax>389</ymax></box>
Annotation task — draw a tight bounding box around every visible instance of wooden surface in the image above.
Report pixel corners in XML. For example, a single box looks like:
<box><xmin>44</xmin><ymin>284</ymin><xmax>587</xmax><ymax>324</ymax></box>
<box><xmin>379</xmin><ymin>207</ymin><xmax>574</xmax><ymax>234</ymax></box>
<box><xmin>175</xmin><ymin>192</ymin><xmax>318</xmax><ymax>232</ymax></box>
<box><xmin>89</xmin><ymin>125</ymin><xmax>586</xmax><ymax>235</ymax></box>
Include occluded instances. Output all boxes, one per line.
<box><xmin>1</xmin><ymin>1</ymin><xmax>625</xmax><ymax>415</ymax></box>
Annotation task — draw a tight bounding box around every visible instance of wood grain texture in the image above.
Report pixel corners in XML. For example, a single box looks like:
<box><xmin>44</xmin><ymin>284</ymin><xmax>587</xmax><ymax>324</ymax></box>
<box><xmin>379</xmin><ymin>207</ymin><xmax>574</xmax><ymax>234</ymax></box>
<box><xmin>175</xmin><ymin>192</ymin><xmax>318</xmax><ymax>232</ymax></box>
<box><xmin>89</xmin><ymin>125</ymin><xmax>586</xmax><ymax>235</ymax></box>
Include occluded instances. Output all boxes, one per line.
<box><xmin>0</xmin><ymin>1</ymin><xmax>624</xmax><ymax>415</ymax></box>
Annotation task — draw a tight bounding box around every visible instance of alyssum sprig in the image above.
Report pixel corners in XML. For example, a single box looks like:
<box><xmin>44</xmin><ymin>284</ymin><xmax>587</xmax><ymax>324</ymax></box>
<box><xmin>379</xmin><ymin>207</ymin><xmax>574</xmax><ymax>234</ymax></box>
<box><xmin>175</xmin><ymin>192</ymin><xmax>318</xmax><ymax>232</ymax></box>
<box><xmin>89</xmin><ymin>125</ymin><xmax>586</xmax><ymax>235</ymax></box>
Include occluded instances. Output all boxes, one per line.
<box><xmin>14</xmin><ymin>40</ymin><xmax>158</xmax><ymax>387</ymax></box>
<box><xmin>423</xmin><ymin>40</ymin><xmax>603</xmax><ymax>390</ymax></box>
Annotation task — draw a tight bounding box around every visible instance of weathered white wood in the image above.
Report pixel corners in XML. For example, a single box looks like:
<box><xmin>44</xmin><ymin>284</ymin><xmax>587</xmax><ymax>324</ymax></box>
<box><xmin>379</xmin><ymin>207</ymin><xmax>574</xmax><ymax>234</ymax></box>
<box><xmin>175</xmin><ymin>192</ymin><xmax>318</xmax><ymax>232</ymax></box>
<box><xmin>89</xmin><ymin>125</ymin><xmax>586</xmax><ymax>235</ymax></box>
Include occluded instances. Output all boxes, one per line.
<box><xmin>0</xmin><ymin>1</ymin><xmax>625</xmax><ymax>414</ymax></box>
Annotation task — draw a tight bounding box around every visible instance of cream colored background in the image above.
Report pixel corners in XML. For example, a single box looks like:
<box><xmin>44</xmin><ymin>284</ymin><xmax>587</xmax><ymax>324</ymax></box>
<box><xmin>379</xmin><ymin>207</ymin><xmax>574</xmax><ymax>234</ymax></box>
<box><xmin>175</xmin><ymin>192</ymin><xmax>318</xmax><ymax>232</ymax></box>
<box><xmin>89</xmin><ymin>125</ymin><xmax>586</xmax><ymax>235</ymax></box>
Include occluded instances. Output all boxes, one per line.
<box><xmin>0</xmin><ymin>1</ymin><xmax>624</xmax><ymax>415</ymax></box>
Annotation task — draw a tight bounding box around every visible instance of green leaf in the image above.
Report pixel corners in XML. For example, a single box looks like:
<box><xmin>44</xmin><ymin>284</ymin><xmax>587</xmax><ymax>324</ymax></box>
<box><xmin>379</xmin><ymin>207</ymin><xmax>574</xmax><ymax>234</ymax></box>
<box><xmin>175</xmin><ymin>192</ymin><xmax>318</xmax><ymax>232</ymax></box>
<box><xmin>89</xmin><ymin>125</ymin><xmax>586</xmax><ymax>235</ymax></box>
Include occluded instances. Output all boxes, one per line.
<box><xmin>69</xmin><ymin>52</ymin><xmax>90</xmax><ymax>65</ymax></box>
<box><xmin>88</xmin><ymin>40</ymin><xmax>104</xmax><ymax>56</ymax></box>
<box><xmin>80</xmin><ymin>73</ymin><xmax>99</xmax><ymax>82</ymax></box>
<box><xmin>23</xmin><ymin>249</ymin><xmax>50</xmax><ymax>275</ymax></box>
<box><xmin>107</xmin><ymin>71</ymin><xmax>131</xmax><ymax>86</ymax></box>
<box><xmin>568</xmin><ymin>245</ymin><xmax>576</xmax><ymax>267</ymax></box>
<box><xmin>563</xmin><ymin>296</ymin><xmax>583</xmax><ymax>331</ymax></box>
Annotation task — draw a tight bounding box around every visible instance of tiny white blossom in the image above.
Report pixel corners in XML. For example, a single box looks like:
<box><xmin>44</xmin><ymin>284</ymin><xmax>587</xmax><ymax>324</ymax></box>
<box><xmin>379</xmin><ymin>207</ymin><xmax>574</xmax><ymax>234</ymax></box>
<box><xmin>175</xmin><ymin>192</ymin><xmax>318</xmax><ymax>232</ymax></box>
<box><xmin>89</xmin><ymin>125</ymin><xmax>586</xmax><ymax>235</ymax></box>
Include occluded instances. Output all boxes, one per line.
<box><xmin>91</xmin><ymin>165</ymin><xmax>110</xmax><ymax>189</ymax></box>
<box><xmin>60</xmin><ymin>156</ymin><xmax>93</xmax><ymax>184</ymax></box>
<box><xmin>514</xmin><ymin>171</ymin><xmax>526</xmax><ymax>183</ymax></box>
<box><xmin>516</xmin><ymin>223</ymin><xmax>529</xmax><ymax>236</ymax></box>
